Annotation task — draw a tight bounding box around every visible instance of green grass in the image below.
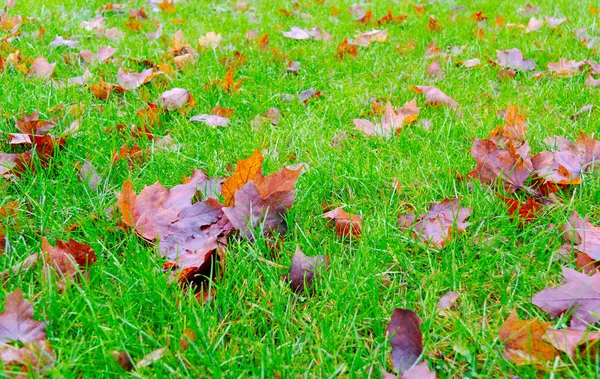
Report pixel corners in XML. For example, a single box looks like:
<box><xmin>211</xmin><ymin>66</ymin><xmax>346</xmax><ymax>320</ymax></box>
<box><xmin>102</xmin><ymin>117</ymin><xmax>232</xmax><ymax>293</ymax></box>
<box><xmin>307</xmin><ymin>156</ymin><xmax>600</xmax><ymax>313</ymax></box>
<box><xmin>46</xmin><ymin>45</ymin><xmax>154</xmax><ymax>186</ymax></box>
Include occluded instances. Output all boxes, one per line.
<box><xmin>1</xmin><ymin>0</ymin><xmax>600</xmax><ymax>377</ymax></box>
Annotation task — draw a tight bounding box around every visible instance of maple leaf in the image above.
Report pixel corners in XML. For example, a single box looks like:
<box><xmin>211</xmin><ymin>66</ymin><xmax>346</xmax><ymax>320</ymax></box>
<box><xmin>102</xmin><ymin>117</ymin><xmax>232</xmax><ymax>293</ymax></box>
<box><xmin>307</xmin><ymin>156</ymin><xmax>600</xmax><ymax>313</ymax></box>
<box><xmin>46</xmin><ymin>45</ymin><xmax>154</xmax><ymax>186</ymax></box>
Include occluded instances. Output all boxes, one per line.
<box><xmin>41</xmin><ymin>237</ymin><xmax>96</xmax><ymax>291</ymax></box>
<box><xmin>525</xmin><ymin>17</ymin><xmax>543</xmax><ymax>32</ymax></box>
<box><xmin>158</xmin><ymin>88</ymin><xmax>193</xmax><ymax>111</ymax></box>
<box><xmin>190</xmin><ymin>114</ymin><xmax>229</xmax><ymax>128</ymax></box>
<box><xmin>15</xmin><ymin>111</ymin><xmax>54</xmax><ymax>135</ymax></box>
<box><xmin>498</xmin><ymin>310</ymin><xmax>558</xmax><ymax>363</ymax></box>
<box><xmin>356</xmin><ymin>9</ymin><xmax>372</xmax><ymax>24</ymax></box>
<box><xmin>490</xmin><ymin>105</ymin><xmax>527</xmax><ymax>144</ymax></box>
<box><xmin>337</xmin><ymin>38</ymin><xmax>357</xmax><ymax>59</ymax></box>
<box><xmin>518</xmin><ymin>3</ymin><xmax>540</xmax><ymax>17</ymax></box>
<box><xmin>382</xmin><ymin>363</ymin><xmax>436</xmax><ymax>379</ymax></box>
<box><xmin>353</xmin><ymin>101</ymin><xmax>418</xmax><ymax>138</ymax></box>
<box><xmin>561</xmin><ymin>212</ymin><xmax>600</xmax><ymax>260</ymax></box>
<box><xmin>545</xmin><ymin>16</ymin><xmax>567</xmax><ymax>28</ymax></box>
<box><xmin>543</xmin><ymin>328</ymin><xmax>600</xmax><ymax>357</ymax></box>
<box><xmin>352</xmin><ymin>29</ymin><xmax>388</xmax><ymax>47</ymax></box>
<box><xmin>411</xmin><ymin>85</ymin><xmax>458</xmax><ymax>111</ymax></box>
<box><xmin>501</xmin><ymin>196</ymin><xmax>542</xmax><ymax>222</ymax></box>
<box><xmin>532</xmin><ymin>267</ymin><xmax>600</xmax><ymax>329</ymax></box>
<box><xmin>117</xmin><ymin>68</ymin><xmax>157</xmax><ymax>90</ymax></box>
<box><xmin>496</xmin><ymin>48</ymin><xmax>536</xmax><ymax>71</ymax></box>
<box><xmin>28</xmin><ymin>57</ymin><xmax>55</xmax><ymax>79</ymax></box>
<box><xmin>400</xmin><ymin>198</ymin><xmax>471</xmax><ymax>248</ymax></box>
<box><xmin>0</xmin><ymin>290</ymin><xmax>46</xmax><ymax>345</ymax></box>
<box><xmin>426</xmin><ymin>61</ymin><xmax>445</xmax><ymax>79</ymax></box>
<box><xmin>386</xmin><ymin>308</ymin><xmax>423</xmax><ymax>373</ymax></box>
<box><xmin>80</xmin><ymin>46</ymin><xmax>116</xmax><ymax>64</ymax></box>
<box><xmin>222</xmin><ymin>180</ymin><xmax>295</xmax><ymax>240</ymax></box>
<box><xmin>49</xmin><ymin>36</ymin><xmax>78</xmax><ymax>49</ymax></box>
<box><xmin>547</xmin><ymin>58</ymin><xmax>584</xmax><ymax>77</ymax></box>
<box><xmin>322</xmin><ymin>207</ymin><xmax>362</xmax><ymax>237</ymax></box>
<box><xmin>198</xmin><ymin>32</ymin><xmax>222</xmax><ymax>49</ymax></box>
<box><xmin>222</xmin><ymin>150</ymin><xmax>264</xmax><ymax>207</ymax></box>
<box><xmin>287</xmin><ymin>246</ymin><xmax>330</xmax><ymax>293</ymax></box>
<box><xmin>375</xmin><ymin>9</ymin><xmax>407</xmax><ymax>26</ymax></box>
<box><xmin>220</xmin><ymin>67</ymin><xmax>245</xmax><ymax>93</ymax></box>
<box><xmin>468</xmin><ymin>137</ymin><xmax>533</xmax><ymax>193</ymax></box>
<box><xmin>0</xmin><ymin>290</ymin><xmax>54</xmax><ymax>372</ymax></box>
<box><xmin>298</xmin><ymin>88</ymin><xmax>321</xmax><ymax>103</ymax></box>
<box><xmin>282</xmin><ymin>26</ymin><xmax>311</xmax><ymax>40</ymax></box>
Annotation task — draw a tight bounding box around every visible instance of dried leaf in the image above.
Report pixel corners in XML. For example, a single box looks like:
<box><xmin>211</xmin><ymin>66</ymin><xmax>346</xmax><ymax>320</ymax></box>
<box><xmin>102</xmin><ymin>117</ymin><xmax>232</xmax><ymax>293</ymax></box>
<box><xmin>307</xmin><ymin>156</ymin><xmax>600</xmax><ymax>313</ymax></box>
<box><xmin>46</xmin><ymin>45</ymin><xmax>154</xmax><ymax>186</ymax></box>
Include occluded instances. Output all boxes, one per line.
<box><xmin>498</xmin><ymin>310</ymin><xmax>558</xmax><ymax>363</ymax></box>
<box><xmin>533</xmin><ymin>267</ymin><xmax>600</xmax><ymax>329</ymax></box>
<box><xmin>496</xmin><ymin>48</ymin><xmax>536</xmax><ymax>71</ymax></box>
<box><xmin>411</xmin><ymin>85</ymin><xmax>458</xmax><ymax>111</ymax></box>
<box><xmin>287</xmin><ymin>246</ymin><xmax>330</xmax><ymax>293</ymax></box>
<box><xmin>386</xmin><ymin>308</ymin><xmax>423</xmax><ymax>373</ymax></box>
<box><xmin>322</xmin><ymin>207</ymin><xmax>362</xmax><ymax>237</ymax></box>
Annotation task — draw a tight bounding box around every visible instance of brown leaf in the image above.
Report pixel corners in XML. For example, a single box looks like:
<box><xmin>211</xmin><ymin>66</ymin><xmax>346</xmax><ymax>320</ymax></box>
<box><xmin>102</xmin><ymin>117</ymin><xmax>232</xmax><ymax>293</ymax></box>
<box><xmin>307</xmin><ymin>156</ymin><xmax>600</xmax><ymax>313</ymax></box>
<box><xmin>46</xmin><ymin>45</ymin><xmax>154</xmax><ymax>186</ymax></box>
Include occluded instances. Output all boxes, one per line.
<box><xmin>533</xmin><ymin>267</ymin><xmax>600</xmax><ymax>329</ymax></box>
<box><xmin>222</xmin><ymin>150</ymin><xmax>264</xmax><ymax>207</ymax></box>
<box><xmin>111</xmin><ymin>351</ymin><xmax>133</xmax><ymax>371</ymax></box>
<box><xmin>525</xmin><ymin>17</ymin><xmax>543</xmax><ymax>33</ymax></box>
<box><xmin>408</xmin><ymin>198</ymin><xmax>470</xmax><ymax>248</ymax></box>
<box><xmin>222</xmin><ymin>180</ymin><xmax>295</xmax><ymax>240</ymax></box>
<box><xmin>411</xmin><ymin>85</ymin><xmax>458</xmax><ymax>111</ymax></box>
<box><xmin>287</xmin><ymin>246</ymin><xmax>330</xmax><ymax>293</ymax></box>
<box><xmin>158</xmin><ymin>88</ymin><xmax>193</xmax><ymax>110</ymax></box>
<box><xmin>498</xmin><ymin>310</ymin><xmax>558</xmax><ymax>363</ymax></box>
<box><xmin>501</xmin><ymin>197</ymin><xmax>542</xmax><ymax>222</ymax></box>
<box><xmin>89</xmin><ymin>77</ymin><xmax>115</xmax><ymax>100</ymax></box>
<box><xmin>375</xmin><ymin>9</ymin><xmax>407</xmax><ymax>26</ymax></box>
<box><xmin>356</xmin><ymin>9</ymin><xmax>372</xmax><ymax>24</ymax></box>
<box><xmin>80</xmin><ymin>46</ymin><xmax>116</xmax><ymax>64</ymax></box>
<box><xmin>298</xmin><ymin>88</ymin><xmax>321</xmax><ymax>103</ymax></box>
<box><xmin>337</xmin><ymin>38</ymin><xmax>358</xmax><ymax>59</ymax></box>
<box><xmin>468</xmin><ymin>138</ymin><xmax>533</xmax><ymax>193</ymax></box>
<box><xmin>117</xmin><ymin>68</ymin><xmax>157</xmax><ymax>90</ymax></box>
<box><xmin>489</xmin><ymin>105</ymin><xmax>527</xmax><ymax>144</ymax></box>
<box><xmin>547</xmin><ymin>58</ymin><xmax>584</xmax><ymax>77</ymax></box>
<box><xmin>0</xmin><ymin>290</ymin><xmax>46</xmax><ymax>344</ymax></box>
<box><xmin>190</xmin><ymin>114</ymin><xmax>229</xmax><ymax>128</ymax></box>
<box><xmin>28</xmin><ymin>57</ymin><xmax>55</xmax><ymax>79</ymax></box>
<box><xmin>15</xmin><ymin>111</ymin><xmax>54</xmax><ymax>135</ymax></box>
<box><xmin>496</xmin><ymin>48</ymin><xmax>536</xmax><ymax>71</ymax></box>
<box><xmin>426</xmin><ymin>61</ymin><xmax>445</xmax><ymax>79</ymax></box>
<box><xmin>179</xmin><ymin>328</ymin><xmax>196</xmax><ymax>351</ymax></box>
<box><xmin>386</xmin><ymin>308</ymin><xmax>423</xmax><ymax>373</ymax></box>
<box><xmin>437</xmin><ymin>291</ymin><xmax>459</xmax><ymax>310</ymax></box>
<box><xmin>322</xmin><ymin>207</ymin><xmax>362</xmax><ymax>238</ymax></box>
<box><xmin>561</xmin><ymin>212</ymin><xmax>600</xmax><ymax>260</ymax></box>
<box><xmin>352</xmin><ymin>29</ymin><xmax>387</xmax><ymax>47</ymax></box>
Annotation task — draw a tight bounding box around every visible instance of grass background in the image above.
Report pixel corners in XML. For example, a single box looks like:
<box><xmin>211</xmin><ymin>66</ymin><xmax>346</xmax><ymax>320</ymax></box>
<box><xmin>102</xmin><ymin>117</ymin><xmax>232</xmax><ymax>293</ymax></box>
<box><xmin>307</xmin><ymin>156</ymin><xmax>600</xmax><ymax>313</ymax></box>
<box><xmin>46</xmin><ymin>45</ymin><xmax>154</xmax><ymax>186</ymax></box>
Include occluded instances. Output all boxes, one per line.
<box><xmin>1</xmin><ymin>0</ymin><xmax>600</xmax><ymax>377</ymax></box>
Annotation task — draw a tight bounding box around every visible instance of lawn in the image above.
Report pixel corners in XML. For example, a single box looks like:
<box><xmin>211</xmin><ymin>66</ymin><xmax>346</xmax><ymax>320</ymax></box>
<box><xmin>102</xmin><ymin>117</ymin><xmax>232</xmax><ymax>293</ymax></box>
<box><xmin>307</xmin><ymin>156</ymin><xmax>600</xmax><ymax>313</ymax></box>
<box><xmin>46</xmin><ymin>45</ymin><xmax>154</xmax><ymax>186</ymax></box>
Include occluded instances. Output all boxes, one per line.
<box><xmin>1</xmin><ymin>0</ymin><xmax>600</xmax><ymax>377</ymax></box>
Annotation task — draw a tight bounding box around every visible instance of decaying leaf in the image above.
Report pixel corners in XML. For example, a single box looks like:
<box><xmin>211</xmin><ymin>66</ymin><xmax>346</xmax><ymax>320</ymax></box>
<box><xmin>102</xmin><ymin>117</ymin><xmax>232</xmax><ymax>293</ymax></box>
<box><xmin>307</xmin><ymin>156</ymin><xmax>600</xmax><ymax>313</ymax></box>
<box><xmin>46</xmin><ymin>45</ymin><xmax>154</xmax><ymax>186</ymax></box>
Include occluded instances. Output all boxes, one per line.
<box><xmin>117</xmin><ymin>68</ymin><xmax>157</xmax><ymax>90</ymax></box>
<box><xmin>411</xmin><ymin>85</ymin><xmax>458</xmax><ymax>111</ymax></box>
<box><xmin>532</xmin><ymin>267</ymin><xmax>600</xmax><ymax>329</ymax></box>
<box><xmin>561</xmin><ymin>212</ymin><xmax>600</xmax><ymax>261</ymax></box>
<box><xmin>222</xmin><ymin>149</ymin><xmax>264</xmax><ymax>207</ymax></box>
<box><xmin>496</xmin><ymin>48</ymin><xmax>536</xmax><ymax>71</ymax></box>
<box><xmin>322</xmin><ymin>207</ymin><xmax>362</xmax><ymax>238</ymax></box>
<box><xmin>158</xmin><ymin>88</ymin><xmax>193</xmax><ymax>111</ymax></box>
<box><xmin>353</xmin><ymin>101</ymin><xmax>419</xmax><ymax>138</ymax></box>
<box><xmin>190</xmin><ymin>114</ymin><xmax>229</xmax><ymax>128</ymax></box>
<box><xmin>400</xmin><ymin>198</ymin><xmax>471</xmax><ymax>248</ymax></box>
<box><xmin>386</xmin><ymin>308</ymin><xmax>423</xmax><ymax>373</ymax></box>
<box><xmin>0</xmin><ymin>290</ymin><xmax>55</xmax><ymax>372</ymax></box>
<box><xmin>287</xmin><ymin>246</ymin><xmax>330</xmax><ymax>293</ymax></box>
<box><xmin>498</xmin><ymin>309</ymin><xmax>558</xmax><ymax>363</ymax></box>
<box><xmin>437</xmin><ymin>291</ymin><xmax>459</xmax><ymax>310</ymax></box>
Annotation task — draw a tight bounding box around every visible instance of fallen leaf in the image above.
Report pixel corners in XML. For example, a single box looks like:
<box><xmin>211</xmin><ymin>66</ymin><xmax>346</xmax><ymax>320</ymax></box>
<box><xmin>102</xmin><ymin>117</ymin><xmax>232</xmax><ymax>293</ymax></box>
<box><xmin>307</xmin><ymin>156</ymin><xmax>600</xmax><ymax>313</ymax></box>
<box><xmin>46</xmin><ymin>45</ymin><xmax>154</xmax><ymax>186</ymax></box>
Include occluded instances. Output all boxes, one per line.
<box><xmin>49</xmin><ymin>36</ymin><xmax>78</xmax><ymax>49</ymax></box>
<box><xmin>561</xmin><ymin>212</ymin><xmax>600</xmax><ymax>260</ymax></box>
<box><xmin>117</xmin><ymin>68</ymin><xmax>157</xmax><ymax>90</ymax></box>
<box><xmin>137</xmin><ymin>347</ymin><xmax>167</xmax><ymax>367</ymax></box>
<box><xmin>28</xmin><ymin>57</ymin><xmax>55</xmax><ymax>79</ymax></box>
<box><xmin>543</xmin><ymin>328</ymin><xmax>600</xmax><ymax>357</ymax></box>
<box><xmin>547</xmin><ymin>58</ymin><xmax>584</xmax><ymax>77</ymax></box>
<box><xmin>496</xmin><ymin>48</ymin><xmax>536</xmax><ymax>71</ymax></box>
<box><xmin>533</xmin><ymin>267</ymin><xmax>600</xmax><ymax>329</ymax></box>
<box><xmin>386</xmin><ymin>308</ymin><xmax>423</xmax><ymax>373</ymax></box>
<box><xmin>401</xmin><ymin>198</ymin><xmax>471</xmax><ymax>248</ymax></box>
<box><xmin>322</xmin><ymin>207</ymin><xmax>362</xmax><ymax>238</ymax></box>
<box><xmin>79</xmin><ymin>160</ymin><xmax>103</xmax><ymax>191</ymax></box>
<box><xmin>426</xmin><ymin>60</ymin><xmax>445</xmax><ymax>79</ymax></box>
<box><xmin>498</xmin><ymin>310</ymin><xmax>558</xmax><ymax>363</ymax></box>
<box><xmin>80</xmin><ymin>46</ymin><xmax>116</xmax><ymax>64</ymax></box>
<box><xmin>111</xmin><ymin>350</ymin><xmax>133</xmax><ymax>371</ymax></box>
<box><xmin>287</xmin><ymin>246</ymin><xmax>330</xmax><ymax>293</ymax></box>
<box><xmin>437</xmin><ymin>291</ymin><xmax>459</xmax><ymax>310</ymax></box>
<box><xmin>352</xmin><ymin>29</ymin><xmax>388</xmax><ymax>46</ymax></box>
<box><xmin>222</xmin><ymin>150</ymin><xmax>264</xmax><ymax>207</ymax></box>
<box><xmin>411</xmin><ymin>85</ymin><xmax>458</xmax><ymax>111</ymax></box>
<box><xmin>501</xmin><ymin>197</ymin><xmax>542</xmax><ymax>222</ymax></box>
<box><xmin>158</xmin><ymin>88</ymin><xmax>193</xmax><ymax>110</ymax></box>
<box><xmin>198</xmin><ymin>32</ymin><xmax>222</xmax><ymax>49</ymax></box>
<box><xmin>525</xmin><ymin>17</ymin><xmax>543</xmax><ymax>32</ymax></box>
<box><xmin>545</xmin><ymin>16</ymin><xmax>567</xmax><ymax>28</ymax></box>
<box><xmin>190</xmin><ymin>114</ymin><xmax>229</xmax><ymax>127</ymax></box>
